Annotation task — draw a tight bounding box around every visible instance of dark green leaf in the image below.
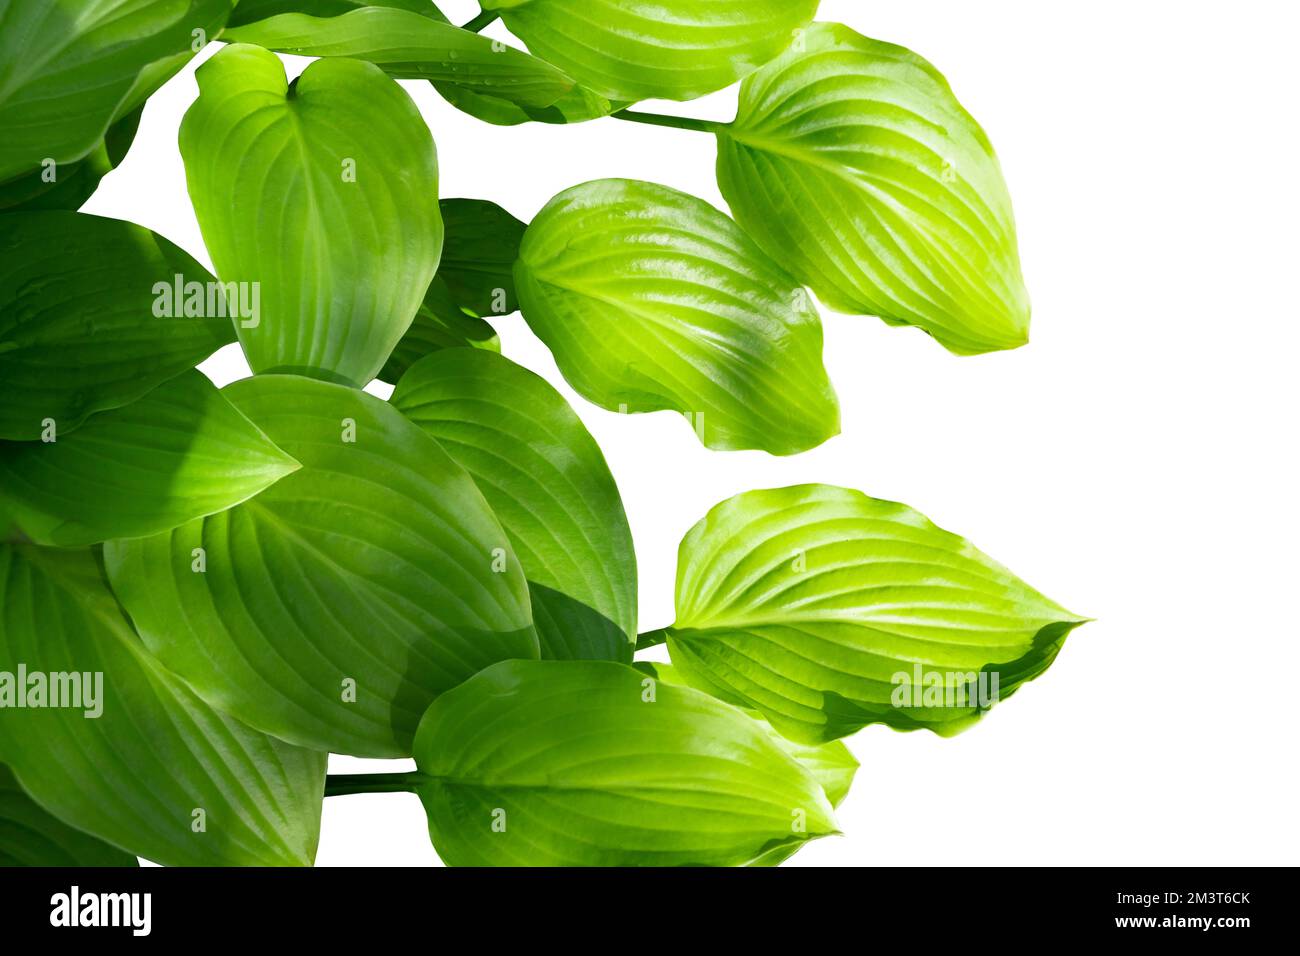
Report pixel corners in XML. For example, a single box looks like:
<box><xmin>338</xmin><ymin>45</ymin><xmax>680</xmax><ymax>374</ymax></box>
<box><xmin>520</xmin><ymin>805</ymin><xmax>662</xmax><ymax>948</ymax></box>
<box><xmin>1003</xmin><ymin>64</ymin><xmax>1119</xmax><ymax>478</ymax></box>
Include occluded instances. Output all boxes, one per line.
<box><xmin>1</xmin><ymin>765</ymin><xmax>138</xmax><ymax>867</ymax></box>
<box><xmin>227</xmin><ymin>0</ymin><xmax>447</xmax><ymax>29</ymax></box>
<box><xmin>414</xmin><ymin>660</ymin><xmax>838</xmax><ymax>865</ymax></box>
<box><xmin>0</xmin><ymin>211</ymin><xmax>235</xmax><ymax>440</ymax></box>
<box><xmin>392</xmin><ymin>349</ymin><xmax>636</xmax><ymax>661</ymax></box>
<box><xmin>0</xmin><ymin>545</ymin><xmax>325</xmax><ymax>866</ymax></box>
<box><xmin>377</xmin><ymin>279</ymin><xmax>499</xmax><ymax>385</ymax></box>
<box><xmin>0</xmin><ymin>370</ymin><xmax>299</xmax><ymax>548</ymax></box>
<box><xmin>105</xmin><ymin>375</ymin><xmax>538</xmax><ymax>758</ymax></box>
<box><xmin>0</xmin><ymin>106</ymin><xmax>142</xmax><ymax>213</ymax></box>
<box><xmin>437</xmin><ymin>198</ymin><xmax>527</xmax><ymax>318</ymax></box>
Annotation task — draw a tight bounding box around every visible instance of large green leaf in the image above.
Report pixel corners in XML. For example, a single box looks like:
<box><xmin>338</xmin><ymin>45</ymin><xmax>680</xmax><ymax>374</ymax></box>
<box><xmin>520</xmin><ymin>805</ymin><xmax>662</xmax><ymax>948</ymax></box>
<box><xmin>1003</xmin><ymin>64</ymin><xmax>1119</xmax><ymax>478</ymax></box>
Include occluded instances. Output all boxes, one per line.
<box><xmin>0</xmin><ymin>0</ymin><xmax>232</xmax><ymax>182</ymax></box>
<box><xmin>716</xmin><ymin>23</ymin><xmax>1030</xmax><ymax>355</ymax></box>
<box><xmin>392</xmin><ymin>349</ymin><xmax>636</xmax><ymax>662</ymax></box>
<box><xmin>104</xmin><ymin>375</ymin><xmax>538</xmax><ymax>758</ymax></box>
<box><xmin>0</xmin><ymin>370</ymin><xmax>299</xmax><ymax>548</ymax></box>
<box><xmin>515</xmin><ymin>179</ymin><xmax>839</xmax><ymax>455</ymax></box>
<box><xmin>661</xmin><ymin>485</ymin><xmax>1088</xmax><ymax>744</ymax></box>
<box><xmin>1</xmin><ymin>765</ymin><xmax>138</xmax><ymax>867</ymax></box>
<box><xmin>0</xmin><ymin>106</ymin><xmax>142</xmax><ymax>213</ymax></box>
<box><xmin>0</xmin><ymin>211</ymin><xmax>235</xmax><ymax>440</ymax></box>
<box><xmin>222</xmin><ymin>8</ymin><xmax>576</xmax><ymax>110</ymax></box>
<box><xmin>179</xmin><ymin>43</ymin><xmax>442</xmax><ymax>386</ymax></box>
<box><xmin>414</xmin><ymin>660</ymin><xmax>838</xmax><ymax>866</ymax></box>
<box><xmin>0</xmin><ymin>545</ymin><xmax>325</xmax><ymax>866</ymax></box>
<box><xmin>227</xmin><ymin>0</ymin><xmax>445</xmax><ymax>28</ymax></box>
<box><xmin>480</xmin><ymin>0</ymin><xmax>819</xmax><ymax>103</ymax></box>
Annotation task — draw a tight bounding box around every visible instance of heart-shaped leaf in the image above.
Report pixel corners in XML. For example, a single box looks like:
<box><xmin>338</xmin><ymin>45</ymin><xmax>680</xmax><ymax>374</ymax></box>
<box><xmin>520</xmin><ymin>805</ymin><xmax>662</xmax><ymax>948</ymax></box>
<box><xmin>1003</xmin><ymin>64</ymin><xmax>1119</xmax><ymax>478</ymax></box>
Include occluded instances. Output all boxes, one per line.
<box><xmin>179</xmin><ymin>43</ymin><xmax>442</xmax><ymax>386</ymax></box>
<box><xmin>0</xmin><ymin>370</ymin><xmax>299</xmax><ymax>548</ymax></box>
<box><xmin>515</xmin><ymin>179</ymin><xmax>839</xmax><ymax>455</ymax></box>
<box><xmin>480</xmin><ymin>0</ymin><xmax>819</xmax><ymax>102</ymax></box>
<box><xmin>662</xmin><ymin>484</ymin><xmax>1088</xmax><ymax>743</ymax></box>
<box><xmin>0</xmin><ymin>0</ymin><xmax>232</xmax><ymax>182</ymax></box>
<box><xmin>392</xmin><ymin>349</ymin><xmax>636</xmax><ymax>661</ymax></box>
<box><xmin>0</xmin><ymin>545</ymin><xmax>325</xmax><ymax>867</ymax></box>
<box><xmin>222</xmin><ymin>8</ymin><xmax>577</xmax><ymax>110</ymax></box>
<box><xmin>0</xmin><ymin>211</ymin><xmax>235</xmax><ymax>440</ymax></box>
<box><xmin>413</xmin><ymin>660</ymin><xmax>838</xmax><ymax>866</ymax></box>
<box><xmin>716</xmin><ymin>23</ymin><xmax>1031</xmax><ymax>354</ymax></box>
<box><xmin>0</xmin><ymin>106</ymin><xmax>142</xmax><ymax>213</ymax></box>
<box><xmin>1</xmin><ymin>765</ymin><xmax>138</xmax><ymax>867</ymax></box>
<box><xmin>105</xmin><ymin>375</ymin><xmax>538</xmax><ymax>758</ymax></box>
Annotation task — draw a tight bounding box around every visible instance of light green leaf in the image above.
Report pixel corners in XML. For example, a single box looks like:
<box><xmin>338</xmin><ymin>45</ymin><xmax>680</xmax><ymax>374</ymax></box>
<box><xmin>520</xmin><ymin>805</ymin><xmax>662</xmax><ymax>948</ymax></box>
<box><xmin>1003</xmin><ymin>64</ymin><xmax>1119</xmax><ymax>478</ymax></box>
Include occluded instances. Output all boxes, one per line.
<box><xmin>437</xmin><ymin>198</ymin><xmax>527</xmax><ymax>318</ymax></box>
<box><xmin>515</xmin><ymin>179</ymin><xmax>839</xmax><ymax>455</ymax></box>
<box><xmin>0</xmin><ymin>370</ymin><xmax>299</xmax><ymax>548</ymax></box>
<box><xmin>179</xmin><ymin>43</ymin><xmax>442</xmax><ymax>386</ymax></box>
<box><xmin>227</xmin><ymin>0</ymin><xmax>446</xmax><ymax>29</ymax></box>
<box><xmin>0</xmin><ymin>211</ymin><xmax>235</xmax><ymax>440</ymax></box>
<box><xmin>0</xmin><ymin>106</ymin><xmax>142</xmax><ymax>213</ymax></box>
<box><xmin>222</xmin><ymin>8</ymin><xmax>576</xmax><ymax>110</ymax></box>
<box><xmin>663</xmin><ymin>484</ymin><xmax>1088</xmax><ymax>744</ymax></box>
<box><xmin>1</xmin><ymin>764</ymin><xmax>138</xmax><ymax>867</ymax></box>
<box><xmin>392</xmin><ymin>349</ymin><xmax>636</xmax><ymax>662</ymax></box>
<box><xmin>378</xmin><ymin>279</ymin><xmax>499</xmax><ymax>385</ymax></box>
<box><xmin>0</xmin><ymin>545</ymin><xmax>325</xmax><ymax>867</ymax></box>
<box><xmin>481</xmin><ymin>0</ymin><xmax>819</xmax><ymax>103</ymax></box>
<box><xmin>104</xmin><ymin>375</ymin><xmax>538</xmax><ymax>758</ymax></box>
<box><xmin>0</xmin><ymin>0</ymin><xmax>232</xmax><ymax>182</ymax></box>
<box><xmin>717</xmin><ymin>23</ymin><xmax>1031</xmax><ymax>354</ymax></box>
<box><xmin>414</xmin><ymin>660</ymin><xmax>838</xmax><ymax>866</ymax></box>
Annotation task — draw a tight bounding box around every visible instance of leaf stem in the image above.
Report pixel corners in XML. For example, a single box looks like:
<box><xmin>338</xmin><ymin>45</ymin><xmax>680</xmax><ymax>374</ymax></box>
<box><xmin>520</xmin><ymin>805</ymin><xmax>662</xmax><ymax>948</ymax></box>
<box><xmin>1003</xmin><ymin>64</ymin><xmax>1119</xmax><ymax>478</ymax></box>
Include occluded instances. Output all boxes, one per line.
<box><xmin>461</xmin><ymin>10</ymin><xmax>500</xmax><ymax>32</ymax></box>
<box><xmin>613</xmin><ymin>110</ymin><xmax>729</xmax><ymax>135</ymax></box>
<box><xmin>324</xmin><ymin>772</ymin><xmax>424</xmax><ymax>797</ymax></box>
<box><xmin>635</xmin><ymin>628</ymin><xmax>671</xmax><ymax>651</ymax></box>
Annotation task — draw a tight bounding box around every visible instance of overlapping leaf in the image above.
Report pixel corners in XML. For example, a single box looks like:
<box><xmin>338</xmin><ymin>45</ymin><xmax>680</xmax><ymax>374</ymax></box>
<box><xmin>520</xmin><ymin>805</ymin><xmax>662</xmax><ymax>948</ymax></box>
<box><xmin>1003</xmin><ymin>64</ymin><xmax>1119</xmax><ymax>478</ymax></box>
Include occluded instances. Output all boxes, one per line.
<box><xmin>480</xmin><ymin>0</ymin><xmax>819</xmax><ymax>102</ymax></box>
<box><xmin>179</xmin><ymin>43</ymin><xmax>442</xmax><ymax>386</ymax></box>
<box><xmin>414</xmin><ymin>660</ymin><xmax>838</xmax><ymax>866</ymax></box>
<box><xmin>515</xmin><ymin>179</ymin><xmax>839</xmax><ymax>455</ymax></box>
<box><xmin>227</xmin><ymin>0</ymin><xmax>445</xmax><ymax>28</ymax></box>
<box><xmin>0</xmin><ymin>545</ymin><xmax>325</xmax><ymax>867</ymax></box>
<box><xmin>716</xmin><ymin>22</ymin><xmax>1031</xmax><ymax>354</ymax></box>
<box><xmin>0</xmin><ymin>0</ymin><xmax>232</xmax><ymax>181</ymax></box>
<box><xmin>0</xmin><ymin>106</ymin><xmax>141</xmax><ymax>213</ymax></box>
<box><xmin>0</xmin><ymin>370</ymin><xmax>299</xmax><ymax>547</ymax></box>
<box><xmin>1</xmin><ymin>765</ymin><xmax>138</xmax><ymax>867</ymax></box>
<box><xmin>662</xmin><ymin>485</ymin><xmax>1087</xmax><ymax>743</ymax></box>
<box><xmin>222</xmin><ymin>7</ymin><xmax>576</xmax><ymax>110</ymax></box>
<box><xmin>0</xmin><ymin>211</ymin><xmax>235</xmax><ymax>440</ymax></box>
<box><xmin>105</xmin><ymin>375</ymin><xmax>538</xmax><ymax>758</ymax></box>
<box><xmin>378</xmin><ymin>280</ymin><xmax>500</xmax><ymax>384</ymax></box>
<box><xmin>392</xmin><ymin>350</ymin><xmax>636</xmax><ymax>661</ymax></box>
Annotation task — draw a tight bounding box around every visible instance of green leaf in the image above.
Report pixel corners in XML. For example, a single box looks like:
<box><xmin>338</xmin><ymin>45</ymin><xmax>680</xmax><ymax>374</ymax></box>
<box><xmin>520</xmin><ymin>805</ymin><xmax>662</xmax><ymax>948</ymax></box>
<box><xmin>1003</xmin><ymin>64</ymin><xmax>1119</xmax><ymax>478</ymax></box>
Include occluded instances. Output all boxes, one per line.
<box><xmin>716</xmin><ymin>22</ymin><xmax>1031</xmax><ymax>354</ymax></box>
<box><xmin>1</xmin><ymin>764</ymin><xmax>138</xmax><ymax>867</ymax></box>
<box><xmin>662</xmin><ymin>484</ymin><xmax>1088</xmax><ymax>744</ymax></box>
<box><xmin>413</xmin><ymin>660</ymin><xmax>838</xmax><ymax>866</ymax></box>
<box><xmin>227</xmin><ymin>0</ymin><xmax>447</xmax><ymax>29</ymax></box>
<box><xmin>0</xmin><ymin>545</ymin><xmax>325</xmax><ymax>866</ymax></box>
<box><xmin>0</xmin><ymin>0</ymin><xmax>232</xmax><ymax>182</ymax></box>
<box><xmin>0</xmin><ymin>106</ymin><xmax>142</xmax><ymax>213</ymax></box>
<box><xmin>436</xmin><ymin>77</ymin><xmax>620</xmax><ymax>127</ymax></box>
<box><xmin>481</xmin><ymin>0</ymin><xmax>819</xmax><ymax>103</ymax></box>
<box><xmin>392</xmin><ymin>350</ymin><xmax>636</xmax><ymax>661</ymax></box>
<box><xmin>0</xmin><ymin>211</ymin><xmax>236</xmax><ymax>440</ymax></box>
<box><xmin>437</xmin><ymin>199</ymin><xmax>527</xmax><ymax>318</ymax></box>
<box><xmin>179</xmin><ymin>43</ymin><xmax>442</xmax><ymax>386</ymax></box>
<box><xmin>104</xmin><ymin>375</ymin><xmax>538</xmax><ymax>758</ymax></box>
<box><xmin>222</xmin><ymin>8</ymin><xmax>577</xmax><ymax>110</ymax></box>
<box><xmin>0</xmin><ymin>370</ymin><xmax>299</xmax><ymax>548</ymax></box>
<box><xmin>377</xmin><ymin>279</ymin><xmax>499</xmax><ymax>385</ymax></box>
<box><xmin>515</xmin><ymin>179</ymin><xmax>839</xmax><ymax>455</ymax></box>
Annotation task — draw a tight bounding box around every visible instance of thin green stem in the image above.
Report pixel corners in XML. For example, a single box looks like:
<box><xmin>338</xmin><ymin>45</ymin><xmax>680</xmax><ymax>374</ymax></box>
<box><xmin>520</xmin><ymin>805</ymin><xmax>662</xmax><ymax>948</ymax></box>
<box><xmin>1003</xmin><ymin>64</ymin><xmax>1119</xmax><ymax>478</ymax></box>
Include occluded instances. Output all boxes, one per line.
<box><xmin>324</xmin><ymin>772</ymin><xmax>424</xmax><ymax>797</ymax></box>
<box><xmin>635</xmin><ymin>628</ymin><xmax>671</xmax><ymax>651</ymax></box>
<box><xmin>461</xmin><ymin>10</ymin><xmax>500</xmax><ymax>32</ymax></box>
<box><xmin>613</xmin><ymin>110</ymin><xmax>730</xmax><ymax>135</ymax></box>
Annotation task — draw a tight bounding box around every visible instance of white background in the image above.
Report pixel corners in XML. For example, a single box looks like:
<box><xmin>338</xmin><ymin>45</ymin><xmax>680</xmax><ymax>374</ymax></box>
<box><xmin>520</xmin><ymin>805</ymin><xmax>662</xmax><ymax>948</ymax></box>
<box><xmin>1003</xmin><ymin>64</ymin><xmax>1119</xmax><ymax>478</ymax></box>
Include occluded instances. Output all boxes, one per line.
<box><xmin>86</xmin><ymin>0</ymin><xmax>1300</xmax><ymax>866</ymax></box>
